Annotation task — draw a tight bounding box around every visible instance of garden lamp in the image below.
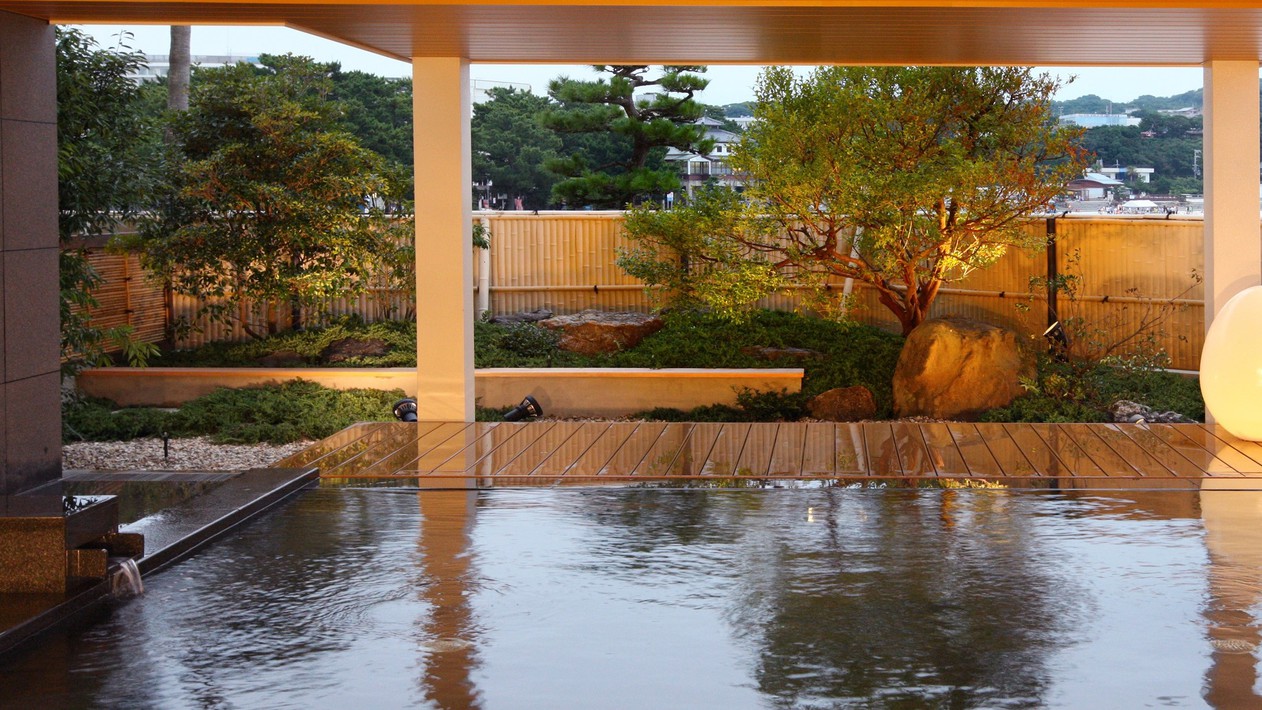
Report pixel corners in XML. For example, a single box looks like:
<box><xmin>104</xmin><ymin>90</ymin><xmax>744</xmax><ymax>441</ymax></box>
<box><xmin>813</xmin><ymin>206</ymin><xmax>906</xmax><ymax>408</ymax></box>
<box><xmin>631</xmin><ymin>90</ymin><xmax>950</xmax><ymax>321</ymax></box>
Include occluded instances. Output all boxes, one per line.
<box><xmin>504</xmin><ymin>395</ymin><xmax>543</xmax><ymax>422</ymax></box>
<box><xmin>393</xmin><ymin>398</ymin><xmax>419</xmax><ymax>422</ymax></box>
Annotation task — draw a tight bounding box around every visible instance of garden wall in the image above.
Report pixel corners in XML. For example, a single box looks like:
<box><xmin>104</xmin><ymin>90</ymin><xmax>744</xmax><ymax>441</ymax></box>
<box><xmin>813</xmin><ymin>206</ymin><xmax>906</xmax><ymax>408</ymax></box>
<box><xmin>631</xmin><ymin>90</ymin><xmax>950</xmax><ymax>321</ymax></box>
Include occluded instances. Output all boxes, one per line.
<box><xmin>76</xmin><ymin>212</ymin><xmax>1208</xmax><ymax>369</ymax></box>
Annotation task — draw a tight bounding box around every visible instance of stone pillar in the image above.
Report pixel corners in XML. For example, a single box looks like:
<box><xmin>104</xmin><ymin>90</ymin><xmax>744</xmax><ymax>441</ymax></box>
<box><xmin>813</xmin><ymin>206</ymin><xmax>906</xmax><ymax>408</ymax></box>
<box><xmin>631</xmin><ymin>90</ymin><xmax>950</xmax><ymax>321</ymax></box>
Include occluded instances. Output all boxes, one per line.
<box><xmin>1203</xmin><ymin>61</ymin><xmax>1262</xmax><ymax>325</ymax></box>
<box><xmin>0</xmin><ymin>12</ymin><xmax>61</xmax><ymax>495</ymax></box>
<box><xmin>412</xmin><ymin>57</ymin><xmax>474</xmax><ymax>421</ymax></box>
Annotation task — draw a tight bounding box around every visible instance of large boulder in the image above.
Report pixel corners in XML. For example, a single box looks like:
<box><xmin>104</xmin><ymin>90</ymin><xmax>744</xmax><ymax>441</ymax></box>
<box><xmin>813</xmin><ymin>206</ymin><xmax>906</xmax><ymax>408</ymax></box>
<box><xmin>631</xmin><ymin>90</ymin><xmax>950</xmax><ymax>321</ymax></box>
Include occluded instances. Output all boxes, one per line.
<box><xmin>539</xmin><ymin>310</ymin><xmax>665</xmax><ymax>355</ymax></box>
<box><xmin>808</xmin><ymin>386</ymin><xmax>877</xmax><ymax>422</ymax></box>
<box><xmin>892</xmin><ymin>316</ymin><xmax>1033</xmax><ymax>420</ymax></box>
<box><xmin>320</xmin><ymin>337</ymin><xmax>391</xmax><ymax>364</ymax></box>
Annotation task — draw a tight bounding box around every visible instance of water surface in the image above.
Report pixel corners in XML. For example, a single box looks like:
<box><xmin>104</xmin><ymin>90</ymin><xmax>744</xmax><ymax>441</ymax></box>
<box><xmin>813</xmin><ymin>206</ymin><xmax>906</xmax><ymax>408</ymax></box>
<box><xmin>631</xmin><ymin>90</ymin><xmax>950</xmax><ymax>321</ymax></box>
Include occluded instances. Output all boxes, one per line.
<box><xmin>2</xmin><ymin>487</ymin><xmax>1259</xmax><ymax>709</ymax></box>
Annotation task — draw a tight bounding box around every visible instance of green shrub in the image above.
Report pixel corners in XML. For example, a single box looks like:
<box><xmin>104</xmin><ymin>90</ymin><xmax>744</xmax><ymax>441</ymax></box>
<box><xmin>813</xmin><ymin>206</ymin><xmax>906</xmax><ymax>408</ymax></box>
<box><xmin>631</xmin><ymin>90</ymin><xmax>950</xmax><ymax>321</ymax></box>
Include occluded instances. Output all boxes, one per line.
<box><xmin>168</xmin><ymin>380</ymin><xmax>402</xmax><ymax>443</ymax></box>
<box><xmin>64</xmin><ymin>380</ymin><xmax>403</xmax><ymax>445</ymax></box>
<box><xmin>63</xmin><ymin>397</ymin><xmax>172</xmax><ymax>442</ymax></box>
<box><xmin>498</xmin><ymin>323</ymin><xmax>560</xmax><ymax>358</ymax></box>
<box><xmin>156</xmin><ymin>317</ymin><xmax>416</xmax><ymax>368</ymax></box>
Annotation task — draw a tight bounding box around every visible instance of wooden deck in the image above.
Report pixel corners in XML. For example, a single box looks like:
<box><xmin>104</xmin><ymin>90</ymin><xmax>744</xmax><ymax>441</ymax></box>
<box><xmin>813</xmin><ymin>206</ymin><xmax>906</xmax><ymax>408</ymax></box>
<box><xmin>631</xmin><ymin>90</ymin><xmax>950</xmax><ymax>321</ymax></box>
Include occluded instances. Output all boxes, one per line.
<box><xmin>271</xmin><ymin>421</ymin><xmax>1262</xmax><ymax>489</ymax></box>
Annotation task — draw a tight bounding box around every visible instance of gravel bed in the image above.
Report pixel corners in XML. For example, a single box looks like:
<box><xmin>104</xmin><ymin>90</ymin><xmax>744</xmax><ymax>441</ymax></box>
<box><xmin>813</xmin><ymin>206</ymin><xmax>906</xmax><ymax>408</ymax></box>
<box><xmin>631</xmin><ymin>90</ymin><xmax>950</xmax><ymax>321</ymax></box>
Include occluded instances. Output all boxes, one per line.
<box><xmin>62</xmin><ymin>437</ymin><xmax>313</xmax><ymax>472</ymax></box>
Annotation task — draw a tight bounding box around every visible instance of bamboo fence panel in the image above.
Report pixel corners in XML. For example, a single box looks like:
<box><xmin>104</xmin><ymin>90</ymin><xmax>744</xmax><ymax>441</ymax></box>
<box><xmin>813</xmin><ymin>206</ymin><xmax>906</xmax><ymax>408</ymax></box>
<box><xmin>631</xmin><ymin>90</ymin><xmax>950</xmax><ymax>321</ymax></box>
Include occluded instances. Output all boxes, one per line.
<box><xmin>73</xmin><ymin>249</ymin><xmax>167</xmax><ymax>346</ymax></box>
<box><xmin>78</xmin><ymin>213</ymin><xmax>1211</xmax><ymax>370</ymax></box>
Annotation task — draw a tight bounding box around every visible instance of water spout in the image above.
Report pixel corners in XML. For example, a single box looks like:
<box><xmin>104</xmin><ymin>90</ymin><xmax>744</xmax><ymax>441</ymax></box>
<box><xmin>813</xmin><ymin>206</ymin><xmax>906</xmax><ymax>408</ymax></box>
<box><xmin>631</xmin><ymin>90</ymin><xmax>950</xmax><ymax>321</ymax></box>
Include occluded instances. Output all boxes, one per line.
<box><xmin>109</xmin><ymin>558</ymin><xmax>144</xmax><ymax>599</ymax></box>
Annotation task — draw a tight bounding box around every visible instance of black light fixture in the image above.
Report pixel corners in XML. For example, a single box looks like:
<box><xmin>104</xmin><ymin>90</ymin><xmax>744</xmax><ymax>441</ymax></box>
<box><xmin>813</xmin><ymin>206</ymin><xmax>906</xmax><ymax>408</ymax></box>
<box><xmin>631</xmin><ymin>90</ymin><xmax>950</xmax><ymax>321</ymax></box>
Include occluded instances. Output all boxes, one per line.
<box><xmin>503</xmin><ymin>395</ymin><xmax>543</xmax><ymax>422</ymax></box>
<box><xmin>393</xmin><ymin>398</ymin><xmax>419</xmax><ymax>422</ymax></box>
<box><xmin>1043</xmin><ymin>321</ymin><xmax>1069</xmax><ymax>361</ymax></box>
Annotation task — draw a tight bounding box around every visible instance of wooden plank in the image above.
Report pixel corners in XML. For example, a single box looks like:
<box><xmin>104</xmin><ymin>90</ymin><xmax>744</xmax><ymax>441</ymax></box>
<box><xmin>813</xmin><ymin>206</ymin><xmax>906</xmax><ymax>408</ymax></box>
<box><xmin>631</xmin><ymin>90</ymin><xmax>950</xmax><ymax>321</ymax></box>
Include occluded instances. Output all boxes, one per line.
<box><xmin>356</xmin><ymin>422</ymin><xmax>471</xmax><ymax>476</ymax></box>
<box><xmin>272</xmin><ymin>422</ymin><xmax>383</xmax><ymax>469</ymax></box>
<box><xmin>321</xmin><ymin>422</ymin><xmax>443</xmax><ymax>477</ymax></box>
<box><xmin>699</xmin><ymin>423</ymin><xmax>752</xmax><ymax>477</ymax></box>
<box><xmin>945</xmin><ymin>423</ymin><xmax>1005</xmax><ymax>477</ymax></box>
<box><xmin>862</xmin><ymin>423</ymin><xmax>902</xmax><ymax>474</ymax></box>
<box><xmin>974</xmin><ymin>423</ymin><xmax>1041</xmax><ymax>478</ymax></box>
<box><xmin>891</xmin><ymin>422</ymin><xmax>935</xmax><ymax>476</ymax></box>
<box><xmin>561</xmin><ymin>423</ymin><xmax>640</xmax><ymax>477</ymax></box>
<box><xmin>414</xmin><ymin>422</ymin><xmax>498</xmax><ymax>472</ymax></box>
<box><xmin>603</xmin><ymin>422</ymin><xmax>668</xmax><ymax>476</ymax></box>
<box><xmin>433</xmin><ymin>422</ymin><xmax>520</xmax><ymax>473</ymax></box>
<box><xmin>799</xmin><ymin>423</ymin><xmax>836</xmax><ymax>476</ymax></box>
<box><xmin>1112</xmin><ymin>424</ymin><xmax>1207</xmax><ymax>478</ymax></box>
<box><xmin>1056</xmin><ymin>425</ymin><xmax>1141</xmax><ymax>476</ymax></box>
<box><xmin>919</xmin><ymin>422</ymin><xmax>969</xmax><ymax>476</ymax></box>
<box><xmin>834</xmin><ymin>424</ymin><xmax>869</xmax><ymax>475</ymax></box>
<box><xmin>1148</xmin><ymin>424</ymin><xmax>1247</xmax><ymax>476</ymax></box>
<box><xmin>768</xmin><ymin>423</ymin><xmax>807</xmax><ymax>476</ymax></box>
<box><xmin>1200</xmin><ymin>424</ymin><xmax>1262</xmax><ymax>471</ymax></box>
<box><xmin>464</xmin><ymin>421</ymin><xmax>558</xmax><ymax>477</ymax></box>
<box><xmin>1089</xmin><ymin>424</ymin><xmax>1180</xmax><ymax>478</ymax></box>
<box><xmin>669</xmin><ymin>423</ymin><xmax>724</xmax><ymax>477</ymax></box>
<box><xmin>533</xmin><ymin>423</ymin><xmax>613</xmax><ymax>477</ymax></box>
<box><xmin>636</xmin><ymin>423</ymin><xmax>698</xmax><ymax>477</ymax></box>
<box><xmin>1028</xmin><ymin>425</ymin><xmax>1107</xmax><ymax>477</ymax></box>
<box><xmin>733</xmin><ymin>423</ymin><xmax>780</xmax><ymax>477</ymax></box>
<box><xmin>495</xmin><ymin>422</ymin><xmax>588</xmax><ymax>477</ymax></box>
<box><xmin>1002</xmin><ymin>423</ymin><xmax>1069</xmax><ymax>477</ymax></box>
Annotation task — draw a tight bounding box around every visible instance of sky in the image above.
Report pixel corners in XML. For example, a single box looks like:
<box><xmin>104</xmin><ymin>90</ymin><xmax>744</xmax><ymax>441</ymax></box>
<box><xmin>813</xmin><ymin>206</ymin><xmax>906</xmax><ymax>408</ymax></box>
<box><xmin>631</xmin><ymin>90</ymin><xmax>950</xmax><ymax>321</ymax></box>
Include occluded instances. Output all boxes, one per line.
<box><xmin>78</xmin><ymin>24</ymin><xmax>1210</xmax><ymax>105</ymax></box>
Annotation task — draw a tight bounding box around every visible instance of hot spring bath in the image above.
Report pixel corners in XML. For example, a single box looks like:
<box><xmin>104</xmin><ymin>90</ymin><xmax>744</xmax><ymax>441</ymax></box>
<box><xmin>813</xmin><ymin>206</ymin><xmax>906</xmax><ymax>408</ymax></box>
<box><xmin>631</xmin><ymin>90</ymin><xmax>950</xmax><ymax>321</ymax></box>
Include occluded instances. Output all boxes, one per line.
<box><xmin>1</xmin><ymin>486</ymin><xmax>1260</xmax><ymax>708</ymax></box>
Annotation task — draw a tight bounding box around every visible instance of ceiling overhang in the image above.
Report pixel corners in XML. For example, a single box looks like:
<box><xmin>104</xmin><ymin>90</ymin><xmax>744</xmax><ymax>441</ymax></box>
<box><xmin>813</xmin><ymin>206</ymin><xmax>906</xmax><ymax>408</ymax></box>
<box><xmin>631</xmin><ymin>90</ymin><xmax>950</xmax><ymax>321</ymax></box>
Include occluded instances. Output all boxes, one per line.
<box><xmin>3</xmin><ymin>1</ymin><xmax>1262</xmax><ymax>66</ymax></box>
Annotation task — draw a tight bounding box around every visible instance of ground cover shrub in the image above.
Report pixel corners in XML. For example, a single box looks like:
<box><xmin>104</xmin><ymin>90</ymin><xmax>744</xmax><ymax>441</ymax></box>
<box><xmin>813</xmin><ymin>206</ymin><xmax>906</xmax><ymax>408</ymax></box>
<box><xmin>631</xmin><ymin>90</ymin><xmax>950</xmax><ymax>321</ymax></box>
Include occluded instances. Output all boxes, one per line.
<box><xmin>63</xmin><ymin>380</ymin><xmax>402</xmax><ymax>444</ymax></box>
<box><xmin>980</xmin><ymin>356</ymin><xmax>1203</xmax><ymax>423</ymax></box>
<box><xmin>633</xmin><ymin>388</ymin><xmax>810</xmax><ymax>422</ymax></box>
<box><xmin>154</xmin><ymin>317</ymin><xmax>416</xmax><ymax>367</ymax></box>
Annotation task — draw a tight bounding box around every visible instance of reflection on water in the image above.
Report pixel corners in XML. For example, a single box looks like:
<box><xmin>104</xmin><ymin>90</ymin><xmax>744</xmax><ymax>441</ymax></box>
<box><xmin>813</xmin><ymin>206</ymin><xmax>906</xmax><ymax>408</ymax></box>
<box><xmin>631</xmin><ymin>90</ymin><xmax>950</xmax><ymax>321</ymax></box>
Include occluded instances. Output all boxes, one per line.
<box><xmin>1</xmin><ymin>488</ymin><xmax>1260</xmax><ymax>709</ymax></box>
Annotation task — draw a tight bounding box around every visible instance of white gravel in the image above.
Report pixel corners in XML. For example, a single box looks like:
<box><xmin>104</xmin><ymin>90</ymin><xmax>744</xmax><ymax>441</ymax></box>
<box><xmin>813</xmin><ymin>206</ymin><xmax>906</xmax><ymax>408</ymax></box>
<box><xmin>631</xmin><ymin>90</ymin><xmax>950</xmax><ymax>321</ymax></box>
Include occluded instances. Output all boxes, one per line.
<box><xmin>62</xmin><ymin>437</ymin><xmax>314</xmax><ymax>472</ymax></box>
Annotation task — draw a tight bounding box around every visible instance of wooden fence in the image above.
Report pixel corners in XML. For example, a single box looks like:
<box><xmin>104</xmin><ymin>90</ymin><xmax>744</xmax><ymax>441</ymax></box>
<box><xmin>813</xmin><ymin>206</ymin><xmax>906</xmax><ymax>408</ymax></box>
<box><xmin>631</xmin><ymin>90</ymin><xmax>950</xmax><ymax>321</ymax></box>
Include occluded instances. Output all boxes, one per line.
<box><xmin>75</xmin><ymin>212</ymin><xmax>1209</xmax><ymax>370</ymax></box>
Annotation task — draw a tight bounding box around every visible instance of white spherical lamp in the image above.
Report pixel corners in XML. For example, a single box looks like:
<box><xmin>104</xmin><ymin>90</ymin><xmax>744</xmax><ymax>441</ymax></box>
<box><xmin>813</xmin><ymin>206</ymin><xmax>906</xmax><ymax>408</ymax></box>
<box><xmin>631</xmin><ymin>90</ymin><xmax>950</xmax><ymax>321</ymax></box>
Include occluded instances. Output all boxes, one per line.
<box><xmin>1201</xmin><ymin>285</ymin><xmax>1262</xmax><ymax>441</ymax></box>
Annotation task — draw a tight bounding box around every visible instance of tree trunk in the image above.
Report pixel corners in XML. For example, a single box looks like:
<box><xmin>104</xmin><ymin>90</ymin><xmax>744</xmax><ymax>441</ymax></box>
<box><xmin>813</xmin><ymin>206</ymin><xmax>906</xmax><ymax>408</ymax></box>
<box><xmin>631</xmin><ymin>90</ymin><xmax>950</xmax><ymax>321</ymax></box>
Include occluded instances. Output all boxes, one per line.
<box><xmin>168</xmin><ymin>26</ymin><xmax>191</xmax><ymax>112</ymax></box>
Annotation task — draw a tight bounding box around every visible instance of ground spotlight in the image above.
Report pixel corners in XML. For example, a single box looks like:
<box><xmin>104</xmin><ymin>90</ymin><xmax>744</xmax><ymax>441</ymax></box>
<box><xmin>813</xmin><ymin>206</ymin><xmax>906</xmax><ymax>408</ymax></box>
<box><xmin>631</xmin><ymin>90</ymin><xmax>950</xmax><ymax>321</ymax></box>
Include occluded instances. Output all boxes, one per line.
<box><xmin>393</xmin><ymin>398</ymin><xmax>419</xmax><ymax>422</ymax></box>
<box><xmin>503</xmin><ymin>395</ymin><xmax>543</xmax><ymax>422</ymax></box>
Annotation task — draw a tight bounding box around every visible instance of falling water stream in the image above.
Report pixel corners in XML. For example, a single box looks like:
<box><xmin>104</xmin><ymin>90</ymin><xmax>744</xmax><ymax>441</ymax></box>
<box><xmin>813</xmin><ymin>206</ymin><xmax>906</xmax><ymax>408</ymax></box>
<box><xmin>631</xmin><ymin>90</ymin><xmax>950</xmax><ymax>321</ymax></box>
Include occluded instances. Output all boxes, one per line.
<box><xmin>108</xmin><ymin>558</ymin><xmax>143</xmax><ymax>599</ymax></box>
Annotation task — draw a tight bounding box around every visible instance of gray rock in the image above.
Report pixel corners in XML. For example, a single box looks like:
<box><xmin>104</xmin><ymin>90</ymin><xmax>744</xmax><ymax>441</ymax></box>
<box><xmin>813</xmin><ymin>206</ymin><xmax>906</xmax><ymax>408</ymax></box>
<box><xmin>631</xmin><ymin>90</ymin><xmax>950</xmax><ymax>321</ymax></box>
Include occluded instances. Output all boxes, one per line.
<box><xmin>489</xmin><ymin>308</ymin><xmax>554</xmax><ymax>325</ymax></box>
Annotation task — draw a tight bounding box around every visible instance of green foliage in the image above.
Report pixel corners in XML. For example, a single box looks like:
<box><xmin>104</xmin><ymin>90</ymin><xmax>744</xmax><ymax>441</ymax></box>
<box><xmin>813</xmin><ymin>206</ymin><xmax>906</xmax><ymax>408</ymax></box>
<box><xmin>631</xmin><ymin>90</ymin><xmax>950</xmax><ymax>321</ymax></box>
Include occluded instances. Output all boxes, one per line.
<box><xmin>475</xmin><ymin>309</ymin><xmax>903</xmax><ymax>415</ymax></box>
<box><xmin>981</xmin><ymin>357</ymin><xmax>1203</xmax><ymax>423</ymax></box>
<box><xmin>56</xmin><ymin>28</ymin><xmax>163</xmax><ymax>373</ymax></box>
<box><xmin>63</xmin><ymin>396</ymin><xmax>172</xmax><ymax>442</ymax></box>
<box><xmin>619</xmin><ymin>188</ymin><xmax>787</xmax><ymax>316</ymax></box>
<box><xmin>633</xmin><ymin>389</ymin><xmax>809</xmax><ymax>423</ymax></box>
<box><xmin>64</xmin><ymin>380</ymin><xmax>403</xmax><ymax>444</ymax></box>
<box><xmin>136</xmin><ymin>54</ymin><xmax>412</xmax><ymax>339</ymax></box>
<box><xmin>542</xmin><ymin>65</ymin><xmax>714</xmax><ymax>208</ymax></box>
<box><xmin>471</xmin><ymin>87</ymin><xmax>563</xmax><ymax>209</ymax></box>
<box><xmin>496</xmin><ymin>323</ymin><xmax>560</xmax><ymax>358</ymax></box>
<box><xmin>156</xmin><ymin>317</ymin><xmax>415</xmax><ymax>367</ymax></box>
<box><xmin>1081</xmin><ymin>124</ymin><xmax>1201</xmax><ymax>189</ymax></box>
<box><xmin>330</xmin><ymin>69</ymin><xmax>414</xmax><ymax>169</ymax></box>
<box><xmin>718</xmin><ymin>66</ymin><xmax>1088</xmax><ymax>334</ymax></box>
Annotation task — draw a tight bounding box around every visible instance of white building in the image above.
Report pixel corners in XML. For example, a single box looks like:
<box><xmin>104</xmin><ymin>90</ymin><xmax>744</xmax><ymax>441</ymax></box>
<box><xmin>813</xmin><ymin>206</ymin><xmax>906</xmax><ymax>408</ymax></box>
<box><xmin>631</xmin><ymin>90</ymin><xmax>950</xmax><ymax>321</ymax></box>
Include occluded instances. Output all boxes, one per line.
<box><xmin>126</xmin><ymin>54</ymin><xmax>260</xmax><ymax>83</ymax></box>
<box><xmin>664</xmin><ymin>117</ymin><xmax>744</xmax><ymax>198</ymax></box>
<box><xmin>1059</xmin><ymin>113</ymin><xmax>1143</xmax><ymax>128</ymax></box>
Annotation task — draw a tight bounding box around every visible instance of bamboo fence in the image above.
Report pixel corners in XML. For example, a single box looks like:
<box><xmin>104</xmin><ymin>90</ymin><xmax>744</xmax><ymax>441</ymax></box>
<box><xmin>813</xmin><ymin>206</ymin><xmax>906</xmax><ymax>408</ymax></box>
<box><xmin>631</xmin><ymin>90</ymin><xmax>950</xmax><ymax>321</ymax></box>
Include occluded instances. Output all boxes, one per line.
<box><xmin>74</xmin><ymin>212</ymin><xmax>1209</xmax><ymax>370</ymax></box>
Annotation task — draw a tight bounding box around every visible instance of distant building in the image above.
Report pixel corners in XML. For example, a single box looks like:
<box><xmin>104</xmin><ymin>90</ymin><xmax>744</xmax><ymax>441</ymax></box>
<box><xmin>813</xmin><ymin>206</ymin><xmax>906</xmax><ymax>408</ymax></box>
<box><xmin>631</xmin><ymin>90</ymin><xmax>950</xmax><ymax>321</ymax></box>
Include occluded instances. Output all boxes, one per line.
<box><xmin>1059</xmin><ymin>113</ymin><xmax>1142</xmax><ymax>128</ymax></box>
<box><xmin>473</xmin><ymin>79</ymin><xmax>531</xmax><ymax>104</ymax></box>
<box><xmin>1066</xmin><ymin>171</ymin><xmax>1124</xmax><ymax>200</ymax></box>
<box><xmin>1099</xmin><ymin>166</ymin><xmax>1155</xmax><ymax>184</ymax></box>
<box><xmin>128</xmin><ymin>54</ymin><xmax>260</xmax><ymax>83</ymax></box>
<box><xmin>664</xmin><ymin>117</ymin><xmax>744</xmax><ymax>198</ymax></box>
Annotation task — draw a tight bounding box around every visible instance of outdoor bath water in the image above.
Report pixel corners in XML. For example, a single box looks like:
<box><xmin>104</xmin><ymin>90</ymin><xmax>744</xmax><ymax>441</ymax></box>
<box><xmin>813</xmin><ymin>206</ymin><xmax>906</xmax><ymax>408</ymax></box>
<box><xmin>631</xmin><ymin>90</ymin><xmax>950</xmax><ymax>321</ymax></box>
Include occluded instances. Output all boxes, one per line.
<box><xmin>1</xmin><ymin>487</ymin><xmax>1259</xmax><ymax>708</ymax></box>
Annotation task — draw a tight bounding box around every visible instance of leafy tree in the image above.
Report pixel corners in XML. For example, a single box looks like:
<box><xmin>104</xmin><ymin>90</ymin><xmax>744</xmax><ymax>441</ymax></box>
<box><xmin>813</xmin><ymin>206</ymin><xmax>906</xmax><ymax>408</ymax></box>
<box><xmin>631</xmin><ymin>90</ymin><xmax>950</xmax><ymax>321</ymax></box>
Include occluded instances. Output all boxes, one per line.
<box><xmin>331</xmin><ymin>69</ymin><xmax>414</xmax><ymax>169</ymax></box>
<box><xmin>625</xmin><ymin>66</ymin><xmax>1088</xmax><ymax>335</ymax></box>
<box><xmin>542</xmin><ymin>65</ymin><xmax>714</xmax><ymax>208</ymax></box>
<box><xmin>56</xmin><ymin>28</ymin><xmax>162</xmax><ymax>371</ymax></box>
<box><xmin>471</xmin><ymin>87</ymin><xmax>563</xmax><ymax>209</ymax></box>
<box><xmin>137</xmin><ymin>54</ymin><xmax>411</xmax><ymax>339</ymax></box>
